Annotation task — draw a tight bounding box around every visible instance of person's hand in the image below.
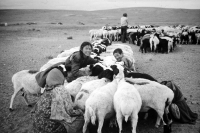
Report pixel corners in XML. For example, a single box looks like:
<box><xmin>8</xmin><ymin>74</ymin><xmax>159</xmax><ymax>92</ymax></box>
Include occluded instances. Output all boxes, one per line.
<box><xmin>94</xmin><ymin>56</ymin><xmax>103</xmax><ymax>62</ymax></box>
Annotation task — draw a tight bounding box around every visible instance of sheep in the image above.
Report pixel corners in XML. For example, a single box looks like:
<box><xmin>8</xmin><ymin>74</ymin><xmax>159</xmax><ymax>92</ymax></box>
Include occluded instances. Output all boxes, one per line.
<box><xmin>9</xmin><ymin>70</ymin><xmax>41</xmax><ymax>111</ymax></box>
<box><xmin>9</xmin><ymin>64</ymin><xmax>68</xmax><ymax>111</ymax></box>
<box><xmin>82</xmin><ymin>64</ymin><xmax>124</xmax><ymax>133</ymax></box>
<box><xmin>57</xmin><ymin>46</ymin><xmax>79</xmax><ymax>58</ymax></box>
<box><xmin>74</xmin><ymin>77</ymin><xmax>110</xmax><ymax>111</ymax></box>
<box><xmin>124</xmin><ymin>71</ymin><xmax>158</xmax><ymax>82</ymax></box>
<box><xmin>64</xmin><ymin>75</ymin><xmax>98</xmax><ymax>101</ymax></box>
<box><xmin>160</xmin><ymin>36</ymin><xmax>174</xmax><ymax>53</ymax></box>
<box><xmin>125</xmin><ymin>78</ymin><xmax>174</xmax><ymax>128</ymax></box>
<box><xmin>89</xmin><ymin>62</ymin><xmax>106</xmax><ymax>76</ymax></box>
<box><xmin>150</xmin><ymin>33</ymin><xmax>160</xmax><ymax>52</ymax></box>
<box><xmin>39</xmin><ymin>57</ymin><xmax>67</xmax><ymax>71</ymax></box>
<box><xmin>140</xmin><ymin>34</ymin><xmax>151</xmax><ymax>53</ymax></box>
<box><xmin>74</xmin><ymin>64</ymin><xmax>115</xmax><ymax>111</ymax></box>
<box><xmin>114</xmin><ymin>66</ymin><xmax>142</xmax><ymax>133</ymax></box>
<box><xmin>100</xmin><ymin>55</ymin><xmax>117</xmax><ymax>67</ymax></box>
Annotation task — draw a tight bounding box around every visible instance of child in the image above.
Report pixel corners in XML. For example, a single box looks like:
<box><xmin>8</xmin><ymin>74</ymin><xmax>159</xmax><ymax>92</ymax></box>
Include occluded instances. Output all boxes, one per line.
<box><xmin>113</xmin><ymin>48</ymin><xmax>135</xmax><ymax>71</ymax></box>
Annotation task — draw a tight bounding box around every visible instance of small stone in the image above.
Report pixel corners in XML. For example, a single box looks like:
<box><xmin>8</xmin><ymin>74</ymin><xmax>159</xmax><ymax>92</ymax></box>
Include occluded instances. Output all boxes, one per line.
<box><xmin>191</xmin><ymin>101</ymin><xmax>197</xmax><ymax>104</ymax></box>
<box><xmin>67</xmin><ymin>36</ymin><xmax>73</xmax><ymax>39</ymax></box>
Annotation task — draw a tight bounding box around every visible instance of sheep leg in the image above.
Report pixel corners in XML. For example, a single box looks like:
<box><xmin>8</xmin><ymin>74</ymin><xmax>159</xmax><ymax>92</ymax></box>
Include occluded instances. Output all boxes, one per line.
<box><xmin>9</xmin><ymin>89</ymin><xmax>21</xmax><ymax>111</ymax></box>
<box><xmin>97</xmin><ymin>116</ymin><xmax>105</xmax><ymax>133</ymax></box>
<box><xmin>83</xmin><ymin>108</ymin><xmax>90</xmax><ymax>133</ymax></box>
<box><xmin>116</xmin><ymin>112</ymin><xmax>123</xmax><ymax>133</ymax></box>
<box><xmin>155</xmin><ymin>111</ymin><xmax>164</xmax><ymax>128</ymax></box>
<box><xmin>83</xmin><ymin>114</ymin><xmax>90</xmax><ymax>133</ymax></box>
<box><xmin>131</xmin><ymin>112</ymin><xmax>138</xmax><ymax>133</ymax></box>
<box><xmin>22</xmin><ymin>93</ymin><xmax>31</xmax><ymax>107</ymax></box>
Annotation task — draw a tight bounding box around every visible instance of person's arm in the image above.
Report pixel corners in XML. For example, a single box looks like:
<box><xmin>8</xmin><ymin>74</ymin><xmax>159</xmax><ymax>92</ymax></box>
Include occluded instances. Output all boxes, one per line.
<box><xmin>87</xmin><ymin>56</ymin><xmax>99</xmax><ymax>65</ymax></box>
<box><xmin>123</xmin><ymin>57</ymin><xmax>135</xmax><ymax>71</ymax></box>
<box><xmin>126</xmin><ymin>18</ymin><xmax>128</xmax><ymax>26</ymax></box>
<box><xmin>67</xmin><ymin>55</ymin><xmax>81</xmax><ymax>82</ymax></box>
<box><xmin>61</xmin><ymin>89</ymin><xmax>83</xmax><ymax>116</ymax></box>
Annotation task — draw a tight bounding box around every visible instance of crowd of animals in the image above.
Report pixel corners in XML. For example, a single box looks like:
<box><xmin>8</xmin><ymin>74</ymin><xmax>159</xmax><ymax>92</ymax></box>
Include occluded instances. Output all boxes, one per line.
<box><xmin>9</xmin><ymin>36</ymin><xmax>177</xmax><ymax>133</ymax></box>
<box><xmin>89</xmin><ymin>25</ymin><xmax>200</xmax><ymax>53</ymax></box>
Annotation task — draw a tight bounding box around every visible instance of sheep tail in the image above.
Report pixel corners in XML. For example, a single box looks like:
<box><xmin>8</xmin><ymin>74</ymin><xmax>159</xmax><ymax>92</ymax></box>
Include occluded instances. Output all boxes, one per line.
<box><xmin>88</xmin><ymin>106</ymin><xmax>96</xmax><ymax>125</ymax></box>
<box><xmin>124</xmin><ymin>115</ymin><xmax>129</xmax><ymax>122</ymax></box>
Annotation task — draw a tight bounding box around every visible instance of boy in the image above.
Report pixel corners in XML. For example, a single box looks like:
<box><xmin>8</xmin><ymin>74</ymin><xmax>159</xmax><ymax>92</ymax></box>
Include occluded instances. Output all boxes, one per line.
<box><xmin>113</xmin><ymin>48</ymin><xmax>135</xmax><ymax>71</ymax></box>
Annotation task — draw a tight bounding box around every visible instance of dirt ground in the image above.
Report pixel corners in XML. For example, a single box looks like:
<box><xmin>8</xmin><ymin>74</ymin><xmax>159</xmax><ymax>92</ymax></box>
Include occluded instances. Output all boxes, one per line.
<box><xmin>0</xmin><ymin>9</ymin><xmax>200</xmax><ymax>133</ymax></box>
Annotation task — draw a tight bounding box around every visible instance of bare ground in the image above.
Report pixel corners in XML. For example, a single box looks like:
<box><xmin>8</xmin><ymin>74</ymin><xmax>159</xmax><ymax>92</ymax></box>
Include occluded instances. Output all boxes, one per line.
<box><xmin>0</xmin><ymin>8</ymin><xmax>200</xmax><ymax>133</ymax></box>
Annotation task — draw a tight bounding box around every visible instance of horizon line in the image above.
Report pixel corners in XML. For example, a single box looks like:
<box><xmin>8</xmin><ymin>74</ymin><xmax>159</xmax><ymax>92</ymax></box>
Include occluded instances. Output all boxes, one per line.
<box><xmin>0</xmin><ymin>6</ymin><xmax>200</xmax><ymax>11</ymax></box>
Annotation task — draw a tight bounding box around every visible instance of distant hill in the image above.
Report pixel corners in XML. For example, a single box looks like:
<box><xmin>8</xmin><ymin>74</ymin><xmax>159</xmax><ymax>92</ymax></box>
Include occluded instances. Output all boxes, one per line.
<box><xmin>0</xmin><ymin>7</ymin><xmax>200</xmax><ymax>26</ymax></box>
<box><xmin>91</xmin><ymin>7</ymin><xmax>200</xmax><ymax>26</ymax></box>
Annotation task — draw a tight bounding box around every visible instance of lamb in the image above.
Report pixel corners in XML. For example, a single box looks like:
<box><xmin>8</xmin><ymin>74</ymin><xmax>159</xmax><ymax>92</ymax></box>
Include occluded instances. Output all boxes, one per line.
<box><xmin>64</xmin><ymin>75</ymin><xmax>98</xmax><ymax>101</ymax></box>
<box><xmin>113</xmin><ymin>65</ymin><xmax>142</xmax><ymax>133</ymax></box>
<box><xmin>82</xmin><ymin>64</ymin><xmax>123</xmax><ymax>133</ymax></box>
<box><xmin>74</xmin><ymin>77</ymin><xmax>110</xmax><ymax>111</ymax></box>
<box><xmin>125</xmin><ymin>78</ymin><xmax>174</xmax><ymax>128</ymax></box>
<box><xmin>9</xmin><ymin>70</ymin><xmax>41</xmax><ymax>111</ymax></box>
<box><xmin>74</xmin><ymin>65</ymin><xmax>114</xmax><ymax>111</ymax></box>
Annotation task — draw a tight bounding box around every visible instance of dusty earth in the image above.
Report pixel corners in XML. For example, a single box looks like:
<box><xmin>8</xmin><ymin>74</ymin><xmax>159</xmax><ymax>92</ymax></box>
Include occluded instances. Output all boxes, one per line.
<box><xmin>0</xmin><ymin>8</ymin><xmax>200</xmax><ymax>133</ymax></box>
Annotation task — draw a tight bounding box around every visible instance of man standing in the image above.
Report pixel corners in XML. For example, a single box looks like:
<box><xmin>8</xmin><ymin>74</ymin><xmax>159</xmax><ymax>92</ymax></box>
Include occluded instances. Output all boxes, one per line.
<box><xmin>120</xmin><ymin>13</ymin><xmax>128</xmax><ymax>43</ymax></box>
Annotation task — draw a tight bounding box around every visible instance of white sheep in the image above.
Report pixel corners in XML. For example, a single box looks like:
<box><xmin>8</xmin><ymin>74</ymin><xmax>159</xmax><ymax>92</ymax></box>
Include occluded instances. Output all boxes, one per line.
<box><xmin>160</xmin><ymin>36</ymin><xmax>174</xmax><ymax>53</ymax></box>
<box><xmin>100</xmin><ymin>55</ymin><xmax>117</xmax><ymax>67</ymax></box>
<box><xmin>9</xmin><ymin>70</ymin><xmax>41</xmax><ymax>111</ymax></box>
<box><xmin>150</xmin><ymin>33</ymin><xmax>160</xmax><ymax>52</ymax></box>
<box><xmin>57</xmin><ymin>46</ymin><xmax>79</xmax><ymax>58</ymax></box>
<box><xmin>125</xmin><ymin>78</ymin><xmax>174</xmax><ymax>128</ymax></box>
<box><xmin>114</xmin><ymin>71</ymin><xmax>142</xmax><ymax>133</ymax></box>
<box><xmin>82</xmin><ymin>64</ymin><xmax>124</xmax><ymax>133</ymax></box>
<box><xmin>74</xmin><ymin>77</ymin><xmax>110</xmax><ymax>111</ymax></box>
<box><xmin>64</xmin><ymin>75</ymin><xmax>98</xmax><ymax>100</ymax></box>
<box><xmin>39</xmin><ymin>57</ymin><xmax>67</xmax><ymax>71</ymax></box>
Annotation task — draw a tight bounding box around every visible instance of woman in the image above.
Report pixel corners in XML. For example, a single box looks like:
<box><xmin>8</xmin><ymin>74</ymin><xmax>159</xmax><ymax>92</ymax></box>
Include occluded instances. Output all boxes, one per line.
<box><xmin>65</xmin><ymin>41</ymin><xmax>99</xmax><ymax>82</ymax></box>
<box><xmin>33</xmin><ymin>41</ymin><xmax>99</xmax><ymax>133</ymax></box>
<box><xmin>33</xmin><ymin>65</ymin><xmax>86</xmax><ymax>133</ymax></box>
<box><xmin>161</xmin><ymin>80</ymin><xmax>198</xmax><ymax>124</ymax></box>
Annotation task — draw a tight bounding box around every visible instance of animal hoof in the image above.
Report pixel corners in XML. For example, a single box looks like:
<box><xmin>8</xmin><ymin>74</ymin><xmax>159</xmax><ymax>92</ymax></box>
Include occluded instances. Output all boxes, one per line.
<box><xmin>9</xmin><ymin>108</ymin><xmax>14</xmax><ymax>111</ymax></box>
<box><xmin>155</xmin><ymin>124</ymin><xmax>159</xmax><ymax>128</ymax></box>
<box><xmin>28</xmin><ymin>104</ymin><xmax>33</xmax><ymax>107</ymax></box>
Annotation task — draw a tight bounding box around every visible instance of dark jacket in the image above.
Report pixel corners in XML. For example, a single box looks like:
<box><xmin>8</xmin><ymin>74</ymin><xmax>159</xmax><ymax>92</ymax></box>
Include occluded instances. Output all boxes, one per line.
<box><xmin>65</xmin><ymin>51</ymin><xmax>98</xmax><ymax>82</ymax></box>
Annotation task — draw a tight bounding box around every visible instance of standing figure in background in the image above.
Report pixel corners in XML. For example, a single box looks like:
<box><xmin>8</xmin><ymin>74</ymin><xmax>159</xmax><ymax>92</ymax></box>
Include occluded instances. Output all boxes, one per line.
<box><xmin>120</xmin><ymin>13</ymin><xmax>128</xmax><ymax>43</ymax></box>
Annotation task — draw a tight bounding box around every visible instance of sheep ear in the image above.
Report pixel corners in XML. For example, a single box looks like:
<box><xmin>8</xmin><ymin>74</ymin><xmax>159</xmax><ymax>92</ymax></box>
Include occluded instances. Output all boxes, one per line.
<box><xmin>110</xmin><ymin>65</ymin><xmax>117</xmax><ymax>70</ymax></box>
<box><xmin>90</xmin><ymin>64</ymin><xmax>94</xmax><ymax>70</ymax></box>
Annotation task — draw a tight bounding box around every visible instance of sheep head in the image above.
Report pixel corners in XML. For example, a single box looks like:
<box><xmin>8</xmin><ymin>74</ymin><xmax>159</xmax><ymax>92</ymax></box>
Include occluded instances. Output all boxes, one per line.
<box><xmin>110</xmin><ymin>64</ymin><xmax>124</xmax><ymax>80</ymax></box>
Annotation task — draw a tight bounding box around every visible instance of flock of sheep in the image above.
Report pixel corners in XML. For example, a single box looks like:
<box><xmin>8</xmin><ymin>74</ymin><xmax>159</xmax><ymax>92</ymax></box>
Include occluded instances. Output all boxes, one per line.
<box><xmin>90</xmin><ymin>25</ymin><xmax>200</xmax><ymax>54</ymax></box>
<box><xmin>9</xmin><ymin>36</ymin><xmax>176</xmax><ymax>133</ymax></box>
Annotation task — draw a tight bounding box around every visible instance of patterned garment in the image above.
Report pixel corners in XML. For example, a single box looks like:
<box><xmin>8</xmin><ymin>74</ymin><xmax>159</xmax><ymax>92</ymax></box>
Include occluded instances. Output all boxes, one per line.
<box><xmin>32</xmin><ymin>85</ymin><xmax>84</xmax><ymax>133</ymax></box>
<box><xmin>32</xmin><ymin>90</ymin><xmax>67</xmax><ymax>133</ymax></box>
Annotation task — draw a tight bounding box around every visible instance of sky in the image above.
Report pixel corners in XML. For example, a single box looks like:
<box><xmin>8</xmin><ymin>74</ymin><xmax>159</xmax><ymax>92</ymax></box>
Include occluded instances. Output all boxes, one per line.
<box><xmin>0</xmin><ymin>0</ymin><xmax>200</xmax><ymax>11</ymax></box>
